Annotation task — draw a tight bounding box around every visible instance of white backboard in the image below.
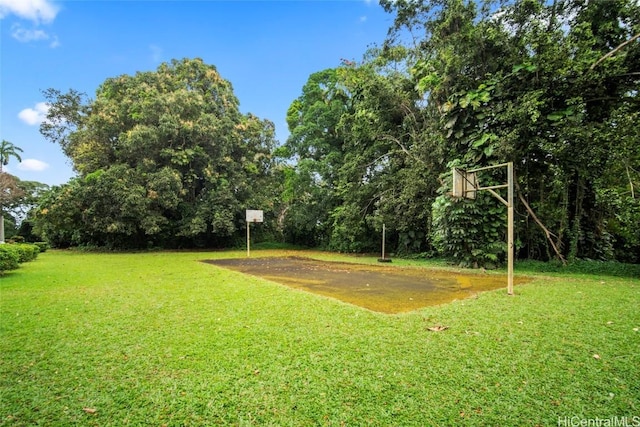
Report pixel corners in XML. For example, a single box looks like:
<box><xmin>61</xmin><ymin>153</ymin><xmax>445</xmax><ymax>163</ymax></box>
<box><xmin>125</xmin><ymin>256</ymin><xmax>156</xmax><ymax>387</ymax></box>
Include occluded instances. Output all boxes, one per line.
<box><xmin>246</xmin><ymin>209</ymin><xmax>264</xmax><ymax>223</ymax></box>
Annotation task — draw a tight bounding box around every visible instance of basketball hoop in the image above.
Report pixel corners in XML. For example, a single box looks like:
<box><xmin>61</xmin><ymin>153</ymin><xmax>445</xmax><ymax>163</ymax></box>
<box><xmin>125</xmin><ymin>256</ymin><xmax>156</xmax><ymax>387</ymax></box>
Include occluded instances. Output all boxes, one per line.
<box><xmin>245</xmin><ymin>210</ymin><xmax>264</xmax><ymax>257</ymax></box>
<box><xmin>451</xmin><ymin>163</ymin><xmax>515</xmax><ymax>295</ymax></box>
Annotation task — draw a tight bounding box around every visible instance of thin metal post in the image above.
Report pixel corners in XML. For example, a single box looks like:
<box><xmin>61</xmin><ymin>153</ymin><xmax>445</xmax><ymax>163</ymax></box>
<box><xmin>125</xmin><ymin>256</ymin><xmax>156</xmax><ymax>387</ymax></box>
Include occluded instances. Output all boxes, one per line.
<box><xmin>246</xmin><ymin>221</ymin><xmax>250</xmax><ymax>257</ymax></box>
<box><xmin>507</xmin><ymin>162</ymin><xmax>514</xmax><ymax>295</ymax></box>
<box><xmin>382</xmin><ymin>223</ymin><xmax>386</xmax><ymax>260</ymax></box>
<box><xmin>466</xmin><ymin>162</ymin><xmax>511</xmax><ymax>173</ymax></box>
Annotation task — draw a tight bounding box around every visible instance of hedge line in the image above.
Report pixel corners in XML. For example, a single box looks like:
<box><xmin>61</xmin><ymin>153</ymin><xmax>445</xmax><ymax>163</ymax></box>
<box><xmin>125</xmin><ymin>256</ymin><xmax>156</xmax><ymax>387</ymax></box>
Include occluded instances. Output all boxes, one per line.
<box><xmin>0</xmin><ymin>243</ymin><xmax>46</xmax><ymax>274</ymax></box>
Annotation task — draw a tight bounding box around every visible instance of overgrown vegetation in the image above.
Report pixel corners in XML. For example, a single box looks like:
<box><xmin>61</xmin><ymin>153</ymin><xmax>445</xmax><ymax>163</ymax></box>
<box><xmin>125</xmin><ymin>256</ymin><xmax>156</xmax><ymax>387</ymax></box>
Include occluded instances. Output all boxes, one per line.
<box><xmin>283</xmin><ymin>0</ymin><xmax>639</xmax><ymax>264</ymax></box>
<box><xmin>1</xmin><ymin>250</ymin><xmax>638</xmax><ymax>425</ymax></box>
<box><xmin>15</xmin><ymin>0</ymin><xmax>638</xmax><ymax>267</ymax></box>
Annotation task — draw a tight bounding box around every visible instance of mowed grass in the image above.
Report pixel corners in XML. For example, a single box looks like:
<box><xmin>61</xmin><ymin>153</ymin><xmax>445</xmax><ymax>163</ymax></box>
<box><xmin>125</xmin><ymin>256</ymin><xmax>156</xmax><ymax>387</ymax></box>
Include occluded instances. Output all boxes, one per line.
<box><xmin>1</xmin><ymin>250</ymin><xmax>638</xmax><ymax>426</ymax></box>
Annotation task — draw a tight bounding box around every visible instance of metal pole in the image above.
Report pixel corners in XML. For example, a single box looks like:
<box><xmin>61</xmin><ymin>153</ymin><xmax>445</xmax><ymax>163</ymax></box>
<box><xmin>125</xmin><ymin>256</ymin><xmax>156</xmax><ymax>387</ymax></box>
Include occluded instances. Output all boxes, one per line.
<box><xmin>247</xmin><ymin>221</ymin><xmax>250</xmax><ymax>257</ymax></box>
<box><xmin>466</xmin><ymin>162</ymin><xmax>511</xmax><ymax>173</ymax></box>
<box><xmin>382</xmin><ymin>223</ymin><xmax>386</xmax><ymax>260</ymax></box>
<box><xmin>507</xmin><ymin>162</ymin><xmax>514</xmax><ymax>295</ymax></box>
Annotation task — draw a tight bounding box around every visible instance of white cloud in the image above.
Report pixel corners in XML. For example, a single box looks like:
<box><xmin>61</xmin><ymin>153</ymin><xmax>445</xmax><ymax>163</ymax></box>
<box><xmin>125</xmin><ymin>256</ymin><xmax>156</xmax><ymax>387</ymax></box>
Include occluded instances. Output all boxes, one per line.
<box><xmin>18</xmin><ymin>102</ymin><xmax>50</xmax><ymax>126</ymax></box>
<box><xmin>11</xmin><ymin>23</ymin><xmax>46</xmax><ymax>41</ymax></box>
<box><xmin>0</xmin><ymin>0</ymin><xmax>59</xmax><ymax>24</ymax></box>
<box><xmin>360</xmin><ymin>15</ymin><xmax>368</xmax><ymax>23</ymax></box>
<box><xmin>17</xmin><ymin>159</ymin><xmax>50</xmax><ymax>172</ymax></box>
<box><xmin>10</xmin><ymin>23</ymin><xmax>59</xmax><ymax>47</ymax></box>
<box><xmin>2</xmin><ymin>1</ymin><xmax>61</xmax><ymax>47</ymax></box>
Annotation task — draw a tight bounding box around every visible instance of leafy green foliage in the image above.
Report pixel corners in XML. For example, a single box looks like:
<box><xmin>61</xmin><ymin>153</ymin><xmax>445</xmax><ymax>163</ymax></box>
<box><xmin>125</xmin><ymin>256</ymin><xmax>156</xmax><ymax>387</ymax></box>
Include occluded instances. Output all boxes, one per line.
<box><xmin>0</xmin><ymin>140</ymin><xmax>23</xmax><ymax>172</ymax></box>
<box><xmin>0</xmin><ymin>243</ymin><xmax>39</xmax><ymax>273</ymax></box>
<box><xmin>1</xmin><ymin>141</ymin><xmax>28</xmax><ymax>244</ymax></box>
<box><xmin>278</xmin><ymin>163</ymin><xmax>334</xmax><ymax>248</ymax></box>
<box><xmin>284</xmin><ymin>53</ymin><xmax>443</xmax><ymax>254</ymax></box>
<box><xmin>26</xmin><ymin>2</ymin><xmax>640</xmax><ymax>263</ymax></box>
<box><xmin>281</xmin><ymin>69</ymin><xmax>349</xmax><ymax>248</ymax></box>
<box><xmin>432</xmin><ymin>192</ymin><xmax>505</xmax><ymax>268</ymax></box>
<box><xmin>12</xmin><ymin>243</ymin><xmax>39</xmax><ymax>263</ymax></box>
<box><xmin>0</xmin><ymin>245</ymin><xmax>20</xmax><ymax>273</ymax></box>
<box><xmin>33</xmin><ymin>242</ymin><xmax>49</xmax><ymax>252</ymax></box>
<box><xmin>379</xmin><ymin>0</ymin><xmax>640</xmax><ymax>265</ymax></box>
<box><xmin>35</xmin><ymin>59</ymin><xmax>278</xmax><ymax>249</ymax></box>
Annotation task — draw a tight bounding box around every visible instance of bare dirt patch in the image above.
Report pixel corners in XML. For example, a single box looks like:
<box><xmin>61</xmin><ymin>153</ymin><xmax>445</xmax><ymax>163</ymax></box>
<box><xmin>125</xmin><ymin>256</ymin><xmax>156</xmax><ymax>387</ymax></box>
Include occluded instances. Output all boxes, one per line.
<box><xmin>203</xmin><ymin>256</ymin><xmax>531</xmax><ymax>314</ymax></box>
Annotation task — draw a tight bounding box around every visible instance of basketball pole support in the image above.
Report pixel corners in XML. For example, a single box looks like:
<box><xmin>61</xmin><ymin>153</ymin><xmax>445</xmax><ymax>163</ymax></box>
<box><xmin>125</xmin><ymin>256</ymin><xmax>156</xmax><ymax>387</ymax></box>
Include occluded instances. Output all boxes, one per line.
<box><xmin>247</xmin><ymin>221</ymin><xmax>250</xmax><ymax>258</ymax></box>
<box><xmin>382</xmin><ymin>223</ymin><xmax>386</xmax><ymax>260</ymax></box>
<box><xmin>507</xmin><ymin>162</ymin><xmax>514</xmax><ymax>296</ymax></box>
<box><xmin>461</xmin><ymin>162</ymin><xmax>514</xmax><ymax>295</ymax></box>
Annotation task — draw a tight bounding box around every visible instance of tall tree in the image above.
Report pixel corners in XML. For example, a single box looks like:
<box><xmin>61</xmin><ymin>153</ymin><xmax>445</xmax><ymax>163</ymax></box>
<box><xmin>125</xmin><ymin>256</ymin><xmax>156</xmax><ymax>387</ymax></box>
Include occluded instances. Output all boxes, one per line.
<box><xmin>35</xmin><ymin>58</ymin><xmax>278</xmax><ymax>248</ymax></box>
<box><xmin>6</xmin><ymin>178</ymin><xmax>49</xmax><ymax>242</ymax></box>
<box><xmin>0</xmin><ymin>140</ymin><xmax>23</xmax><ymax>173</ymax></box>
<box><xmin>281</xmin><ymin>68</ymin><xmax>351</xmax><ymax>247</ymax></box>
<box><xmin>283</xmin><ymin>52</ymin><xmax>445</xmax><ymax>254</ymax></box>
<box><xmin>331</xmin><ymin>53</ymin><xmax>442</xmax><ymax>254</ymax></box>
<box><xmin>0</xmin><ymin>140</ymin><xmax>24</xmax><ymax>243</ymax></box>
<box><xmin>381</xmin><ymin>0</ymin><xmax>640</xmax><ymax>264</ymax></box>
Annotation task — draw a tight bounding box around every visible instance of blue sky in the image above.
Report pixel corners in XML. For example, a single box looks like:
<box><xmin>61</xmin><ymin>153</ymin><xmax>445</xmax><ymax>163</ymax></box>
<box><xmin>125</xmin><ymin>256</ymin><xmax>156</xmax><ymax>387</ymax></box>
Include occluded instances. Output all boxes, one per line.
<box><xmin>1</xmin><ymin>0</ymin><xmax>394</xmax><ymax>186</ymax></box>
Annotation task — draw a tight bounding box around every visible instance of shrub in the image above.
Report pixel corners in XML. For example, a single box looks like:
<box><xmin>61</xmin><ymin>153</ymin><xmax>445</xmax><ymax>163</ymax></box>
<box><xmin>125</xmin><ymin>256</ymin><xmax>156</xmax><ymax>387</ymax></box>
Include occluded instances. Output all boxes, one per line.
<box><xmin>0</xmin><ymin>245</ymin><xmax>20</xmax><ymax>273</ymax></box>
<box><xmin>34</xmin><ymin>242</ymin><xmax>49</xmax><ymax>253</ymax></box>
<box><xmin>11</xmin><ymin>244</ymin><xmax>40</xmax><ymax>263</ymax></box>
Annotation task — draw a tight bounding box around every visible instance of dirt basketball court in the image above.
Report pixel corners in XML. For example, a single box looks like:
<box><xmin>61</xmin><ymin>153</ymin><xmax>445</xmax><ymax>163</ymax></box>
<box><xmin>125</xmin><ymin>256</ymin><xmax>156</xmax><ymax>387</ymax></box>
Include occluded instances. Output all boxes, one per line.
<box><xmin>204</xmin><ymin>256</ymin><xmax>530</xmax><ymax>314</ymax></box>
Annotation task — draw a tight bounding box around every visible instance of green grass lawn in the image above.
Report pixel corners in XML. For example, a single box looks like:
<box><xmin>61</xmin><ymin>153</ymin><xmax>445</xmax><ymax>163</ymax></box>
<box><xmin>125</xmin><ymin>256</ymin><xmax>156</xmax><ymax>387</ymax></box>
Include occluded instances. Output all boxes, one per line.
<box><xmin>1</xmin><ymin>250</ymin><xmax>638</xmax><ymax>426</ymax></box>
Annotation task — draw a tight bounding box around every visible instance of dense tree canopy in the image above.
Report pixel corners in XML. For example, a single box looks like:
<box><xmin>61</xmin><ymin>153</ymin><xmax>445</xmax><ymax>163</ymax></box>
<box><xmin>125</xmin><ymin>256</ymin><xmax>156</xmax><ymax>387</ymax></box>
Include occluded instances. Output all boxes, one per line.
<box><xmin>400</xmin><ymin>0</ymin><xmax>640</xmax><ymax>264</ymax></box>
<box><xmin>281</xmin><ymin>58</ymin><xmax>442</xmax><ymax>253</ymax></box>
<box><xmin>281</xmin><ymin>0</ymin><xmax>639</xmax><ymax>264</ymax></box>
<box><xmin>2</xmin><ymin>176</ymin><xmax>48</xmax><ymax>242</ymax></box>
<box><xmin>34</xmin><ymin>58</ymin><xmax>278</xmax><ymax>248</ymax></box>
<box><xmin>28</xmin><ymin>2</ymin><xmax>640</xmax><ymax>263</ymax></box>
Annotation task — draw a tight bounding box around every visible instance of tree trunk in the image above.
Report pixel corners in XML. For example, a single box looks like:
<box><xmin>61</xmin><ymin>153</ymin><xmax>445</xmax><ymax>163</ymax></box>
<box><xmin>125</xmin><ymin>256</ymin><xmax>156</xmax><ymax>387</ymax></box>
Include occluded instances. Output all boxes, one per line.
<box><xmin>0</xmin><ymin>208</ymin><xmax>5</xmax><ymax>244</ymax></box>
